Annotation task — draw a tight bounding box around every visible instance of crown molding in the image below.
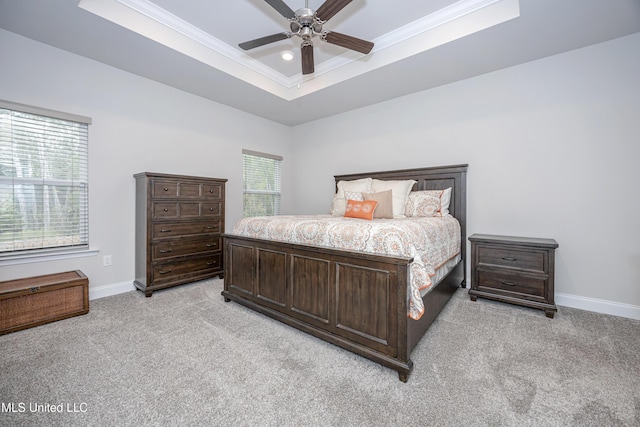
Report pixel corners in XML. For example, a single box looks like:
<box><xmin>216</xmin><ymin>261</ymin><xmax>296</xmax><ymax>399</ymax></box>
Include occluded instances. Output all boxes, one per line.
<box><xmin>78</xmin><ymin>0</ymin><xmax>519</xmax><ymax>99</ymax></box>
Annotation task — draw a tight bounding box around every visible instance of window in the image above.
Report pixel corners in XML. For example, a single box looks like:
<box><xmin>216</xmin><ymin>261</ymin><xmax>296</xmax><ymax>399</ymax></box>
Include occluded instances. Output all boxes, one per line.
<box><xmin>0</xmin><ymin>100</ymin><xmax>91</xmax><ymax>257</ymax></box>
<box><xmin>242</xmin><ymin>149</ymin><xmax>282</xmax><ymax>217</ymax></box>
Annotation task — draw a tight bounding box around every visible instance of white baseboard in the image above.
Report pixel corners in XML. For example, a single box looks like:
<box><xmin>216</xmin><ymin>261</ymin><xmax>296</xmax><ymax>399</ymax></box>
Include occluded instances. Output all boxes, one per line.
<box><xmin>87</xmin><ymin>281</ymin><xmax>640</xmax><ymax>321</ymax></box>
<box><xmin>89</xmin><ymin>280</ymin><xmax>136</xmax><ymax>300</ymax></box>
<box><xmin>556</xmin><ymin>293</ymin><xmax>640</xmax><ymax>320</ymax></box>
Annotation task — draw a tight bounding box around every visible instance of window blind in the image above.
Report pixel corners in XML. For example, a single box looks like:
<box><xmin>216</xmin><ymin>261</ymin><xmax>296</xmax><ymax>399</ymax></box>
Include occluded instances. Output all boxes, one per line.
<box><xmin>242</xmin><ymin>149</ymin><xmax>282</xmax><ymax>217</ymax></box>
<box><xmin>0</xmin><ymin>103</ymin><xmax>90</xmax><ymax>255</ymax></box>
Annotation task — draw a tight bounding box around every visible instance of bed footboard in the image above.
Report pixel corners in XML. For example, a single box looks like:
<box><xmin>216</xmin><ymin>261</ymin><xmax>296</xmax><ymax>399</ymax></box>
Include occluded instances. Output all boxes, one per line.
<box><xmin>222</xmin><ymin>234</ymin><xmax>415</xmax><ymax>380</ymax></box>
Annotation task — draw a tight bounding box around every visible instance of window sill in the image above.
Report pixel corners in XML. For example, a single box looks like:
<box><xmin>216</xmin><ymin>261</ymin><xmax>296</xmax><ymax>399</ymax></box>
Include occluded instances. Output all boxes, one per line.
<box><xmin>0</xmin><ymin>248</ymin><xmax>99</xmax><ymax>266</ymax></box>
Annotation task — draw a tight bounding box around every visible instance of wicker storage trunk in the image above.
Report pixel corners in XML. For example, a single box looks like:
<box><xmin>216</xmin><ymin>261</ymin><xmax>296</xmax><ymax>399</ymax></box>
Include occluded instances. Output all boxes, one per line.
<box><xmin>0</xmin><ymin>270</ymin><xmax>89</xmax><ymax>335</ymax></box>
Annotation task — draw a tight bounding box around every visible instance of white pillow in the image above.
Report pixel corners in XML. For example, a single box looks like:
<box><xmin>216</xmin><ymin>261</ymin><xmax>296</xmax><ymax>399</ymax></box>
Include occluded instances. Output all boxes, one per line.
<box><xmin>439</xmin><ymin>187</ymin><xmax>452</xmax><ymax>217</ymax></box>
<box><xmin>331</xmin><ymin>178</ymin><xmax>372</xmax><ymax>216</ymax></box>
<box><xmin>370</xmin><ymin>179</ymin><xmax>416</xmax><ymax>218</ymax></box>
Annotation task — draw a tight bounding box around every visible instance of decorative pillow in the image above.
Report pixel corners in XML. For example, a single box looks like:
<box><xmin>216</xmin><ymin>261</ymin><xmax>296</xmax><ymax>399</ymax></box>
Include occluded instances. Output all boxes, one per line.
<box><xmin>331</xmin><ymin>178</ymin><xmax>372</xmax><ymax>216</ymax></box>
<box><xmin>344</xmin><ymin>199</ymin><xmax>378</xmax><ymax>220</ymax></box>
<box><xmin>344</xmin><ymin>191</ymin><xmax>364</xmax><ymax>202</ymax></box>
<box><xmin>363</xmin><ymin>190</ymin><xmax>393</xmax><ymax>219</ymax></box>
<box><xmin>404</xmin><ymin>187</ymin><xmax>453</xmax><ymax>217</ymax></box>
<box><xmin>370</xmin><ymin>179</ymin><xmax>416</xmax><ymax>218</ymax></box>
<box><xmin>404</xmin><ymin>191</ymin><xmax>441</xmax><ymax>217</ymax></box>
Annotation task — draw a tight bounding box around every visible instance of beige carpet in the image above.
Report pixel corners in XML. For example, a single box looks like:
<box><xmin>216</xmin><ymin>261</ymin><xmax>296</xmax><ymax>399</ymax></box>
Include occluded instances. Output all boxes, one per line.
<box><xmin>1</xmin><ymin>278</ymin><xmax>639</xmax><ymax>426</ymax></box>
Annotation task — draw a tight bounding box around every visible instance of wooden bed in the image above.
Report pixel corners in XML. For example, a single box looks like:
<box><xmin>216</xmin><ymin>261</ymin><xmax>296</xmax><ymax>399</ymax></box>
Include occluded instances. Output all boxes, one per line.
<box><xmin>221</xmin><ymin>164</ymin><xmax>467</xmax><ymax>382</ymax></box>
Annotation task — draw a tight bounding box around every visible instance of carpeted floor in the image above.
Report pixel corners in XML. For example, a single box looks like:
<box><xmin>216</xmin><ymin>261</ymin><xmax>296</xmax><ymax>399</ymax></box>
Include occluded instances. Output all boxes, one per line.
<box><xmin>1</xmin><ymin>278</ymin><xmax>638</xmax><ymax>426</ymax></box>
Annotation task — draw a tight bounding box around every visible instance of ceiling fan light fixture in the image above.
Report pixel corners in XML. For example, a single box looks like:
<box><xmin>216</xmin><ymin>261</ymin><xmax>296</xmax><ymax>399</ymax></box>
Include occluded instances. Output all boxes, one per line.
<box><xmin>281</xmin><ymin>50</ymin><xmax>294</xmax><ymax>61</ymax></box>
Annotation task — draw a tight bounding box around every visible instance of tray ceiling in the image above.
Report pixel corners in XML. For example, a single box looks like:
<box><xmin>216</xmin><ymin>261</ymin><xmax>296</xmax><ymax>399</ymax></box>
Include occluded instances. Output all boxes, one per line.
<box><xmin>1</xmin><ymin>0</ymin><xmax>639</xmax><ymax>125</ymax></box>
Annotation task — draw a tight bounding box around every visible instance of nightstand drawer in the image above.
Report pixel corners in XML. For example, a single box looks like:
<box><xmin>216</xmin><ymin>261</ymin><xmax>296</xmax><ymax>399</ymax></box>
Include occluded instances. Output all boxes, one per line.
<box><xmin>477</xmin><ymin>270</ymin><xmax>545</xmax><ymax>298</ymax></box>
<box><xmin>477</xmin><ymin>246</ymin><xmax>545</xmax><ymax>272</ymax></box>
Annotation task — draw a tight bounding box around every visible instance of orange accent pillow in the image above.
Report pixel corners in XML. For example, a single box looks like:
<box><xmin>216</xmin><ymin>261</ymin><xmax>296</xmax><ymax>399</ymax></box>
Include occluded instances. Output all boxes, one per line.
<box><xmin>344</xmin><ymin>199</ymin><xmax>378</xmax><ymax>220</ymax></box>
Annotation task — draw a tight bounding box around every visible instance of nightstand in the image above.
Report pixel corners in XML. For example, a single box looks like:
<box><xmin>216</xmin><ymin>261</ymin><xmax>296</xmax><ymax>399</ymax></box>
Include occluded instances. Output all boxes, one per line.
<box><xmin>468</xmin><ymin>234</ymin><xmax>559</xmax><ymax>318</ymax></box>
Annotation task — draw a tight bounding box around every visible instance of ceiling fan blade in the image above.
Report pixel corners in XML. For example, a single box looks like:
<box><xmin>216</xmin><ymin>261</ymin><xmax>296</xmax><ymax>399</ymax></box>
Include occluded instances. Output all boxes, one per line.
<box><xmin>301</xmin><ymin>43</ymin><xmax>314</xmax><ymax>75</ymax></box>
<box><xmin>239</xmin><ymin>33</ymin><xmax>290</xmax><ymax>50</ymax></box>
<box><xmin>316</xmin><ymin>0</ymin><xmax>353</xmax><ymax>22</ymax></box>
<box><xmin>324</xmin><ymin>31</ymin><xmax>374</xmax><ymax>54</ymax></box>
<box><xmin>264</xmin><ymin>0</ymin><xmax>296</xmax><ymax>19</ymax></box>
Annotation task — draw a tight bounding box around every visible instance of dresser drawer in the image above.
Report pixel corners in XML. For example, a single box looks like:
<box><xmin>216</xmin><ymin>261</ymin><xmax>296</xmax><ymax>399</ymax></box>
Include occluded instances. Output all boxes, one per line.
<box><xmin>152</xmin><ymin>254</ymin><xmax>222</xmax><ymax>284</ymax></box>
<box><xmin>477</xmin><ymin>246</ymin><xmax>545</xmax><ymax>272</ymax></box>
<box><xmin>153</xmin><ymin>180</ymin><xmax>223</xmax><ymax>199</ymax></box>
<box><xmin>152</xmin><ymin>221</ymin><xmax>221</xmax><ymax>239</ymax></box>
<box><xmin>477</xmin><ymin>269</ymin><xmax>545</xmax><ymax>298</ymax></box>
<box><xmin>202</xmin><ymin>202</ymin><xmax>223</xmax><ymax>216</ymax></box>
<box><xmin>152</xmin><ymin>202</ymin><xmax>223</xmax><ymax>219</ymax></box>
<box><xmin>202</xmin><ymin>183</ymin><xmax>223</xmax><ymax>199</ymax></box>
<box><xmin>152</xmin><ymin>236</ymin><xmax>221</xmax><ymax>260</ymax></box>
<box><xmin>153</xmin><ymin>180</ymin><xmax>179</xmax><ymax>198</ymax></box>
<box><xmin>153</xmin><ymin>180</ymin><xmax>200</xmax><ymax>198</ymax></box>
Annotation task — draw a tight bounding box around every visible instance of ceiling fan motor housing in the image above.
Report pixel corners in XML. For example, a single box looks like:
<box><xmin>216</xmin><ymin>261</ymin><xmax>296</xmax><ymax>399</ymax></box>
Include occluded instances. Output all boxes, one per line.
<box><xmin>290</xmin><ymin>8</ymin><xmax>323</xmax><ymax>39</ymax></box>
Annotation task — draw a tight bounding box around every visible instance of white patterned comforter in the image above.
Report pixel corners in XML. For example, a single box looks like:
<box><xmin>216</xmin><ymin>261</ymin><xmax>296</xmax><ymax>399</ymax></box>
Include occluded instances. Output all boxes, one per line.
<box><xmin>231</xmin><ymin>214</ymin><xmax>461</xmax><ymax>320</ymax></box>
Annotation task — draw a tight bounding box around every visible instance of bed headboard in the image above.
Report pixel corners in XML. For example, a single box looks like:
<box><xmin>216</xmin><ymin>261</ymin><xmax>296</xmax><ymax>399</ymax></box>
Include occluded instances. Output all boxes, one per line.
<box><xmin>334</xmin><ymin>164</ymin><xmax>468</xmax><ymax>269</ymax></box>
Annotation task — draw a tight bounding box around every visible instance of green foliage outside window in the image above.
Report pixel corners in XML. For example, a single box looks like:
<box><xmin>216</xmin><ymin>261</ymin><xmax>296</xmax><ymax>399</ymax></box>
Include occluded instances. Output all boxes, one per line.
<box><xmin>243</xmin><ymin>152</ymin><xmax>281</xmax><ymax>217</ymax></box>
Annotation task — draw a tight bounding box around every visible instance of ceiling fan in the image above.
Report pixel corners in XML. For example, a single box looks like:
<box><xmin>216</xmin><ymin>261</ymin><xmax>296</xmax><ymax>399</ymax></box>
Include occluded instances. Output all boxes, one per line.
<box><xmin>239</xmin><ymin>0</ymin><xmax>374</xmax><ymax>75</ymax></box>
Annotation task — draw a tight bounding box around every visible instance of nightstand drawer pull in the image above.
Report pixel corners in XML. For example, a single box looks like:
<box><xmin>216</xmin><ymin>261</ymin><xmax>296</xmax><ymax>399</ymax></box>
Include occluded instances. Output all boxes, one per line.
<box><xmin>159</xmin><ymin>229</ymin><xmax>172</xmax><ymax>233</ymax></box>
<box><xmin>501</xmin><ymin>281</ymin><xmax>518</xmax><ymax>286</ymax></box>
<box><xmin>159</xmin><ymin>249</ymin><xmax>172</xmax><ymax>253</ymax></box>
<box><xmin>158</xmin><ymin>270</ymin><xmax>172</xmax><ymax>275</ymax></box>
<box><xmin>502</xmin><ymin>257</ymin><xmax>517</xmax><ymax>261</ymax></box>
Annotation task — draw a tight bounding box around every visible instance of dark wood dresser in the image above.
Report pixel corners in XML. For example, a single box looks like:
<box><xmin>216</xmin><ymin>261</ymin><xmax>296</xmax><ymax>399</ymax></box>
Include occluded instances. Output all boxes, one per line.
<box><xmin>468</xmin><ymin>234</ymin><xmax>559</xmax><ymax>318</ymax></box>
<box><xmin>134</xmin><ymin>172</ymin><xmax>227</xmax><ymax>297</ymax></box>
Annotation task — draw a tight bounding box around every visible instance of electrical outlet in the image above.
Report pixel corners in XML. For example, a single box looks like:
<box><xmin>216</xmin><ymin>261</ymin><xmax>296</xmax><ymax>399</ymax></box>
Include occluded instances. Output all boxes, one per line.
<box><xmin>103</xmin><ymin>255</ymin><xmax>112</xmax><ymax>267</ymax></box>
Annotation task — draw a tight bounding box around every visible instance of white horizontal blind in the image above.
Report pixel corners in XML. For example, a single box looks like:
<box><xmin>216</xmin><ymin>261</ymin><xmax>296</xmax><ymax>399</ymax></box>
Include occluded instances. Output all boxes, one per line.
<box><xmin>0</xmin><ymin>104</ymin><xmax>90</xmax><ymax>255</ymax></box>
<box><xmin>242</xmin><ymin>149</ymin><xmax>282</xmax><ymax>217</ymax></box>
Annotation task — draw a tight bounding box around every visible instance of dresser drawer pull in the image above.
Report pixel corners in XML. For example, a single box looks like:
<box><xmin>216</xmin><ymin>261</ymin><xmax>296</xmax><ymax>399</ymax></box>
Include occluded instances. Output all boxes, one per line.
<box><xmin>159</xmin><ymin>249</ymin><xmax>172</xmax><ymax>253</ymax></box>
<box><xmin>501</xmin><ymin>281</ymin><xmax>518</xmax><ymax>286</ymax></box>
<box><xmin>159</xmin><ymin>229</ymin><xmax>172</xmax><ymax>233</ymax></box>
<box><xmin>501</xmin><ymin>257</ymin><xmax>517</xmax><ymax>261</ymax></box>
<box><xmin>206</xmin><ymin>261</ymin><xmax>218</xmax><ymax>266</ymax></box>
<box><xmin>163</xmin><ymin>208</ymin><xmax>169</xmax><ymax>212</ymax></box>
<box><xmin>209</xmin><ymin>189</ymin><xmax>214</xmax><ymax>193</ymax></box>
<box><xmin>164</xmin><ymin>187</ymin><xmax>169</xmax><ymax>191</ymax></box>
<box><xmin>30</xmin><ymin>286</ymin><xmax>40</xmax><ymax>293</ymax></box>
<box><xmin>205</xmin><ymin>226</ymin><xmax>216</xmax><ymax>230</ymax></box>
<box><xmin>158</xmin><ymin>270</ymin><xmax>173</xmax><ymax>275</ymax></box>
<box><xmin>206</xmin><ymin>244</ymin><xmax>215</xmax><ymax>247</ymax></box>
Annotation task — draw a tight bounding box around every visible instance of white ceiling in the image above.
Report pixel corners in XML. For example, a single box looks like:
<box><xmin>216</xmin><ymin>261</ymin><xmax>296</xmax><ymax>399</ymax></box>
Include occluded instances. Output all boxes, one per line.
<box><xmin>1</xmin><ymin>0</ymin><xmax>639</xmax><ymax>126</ymax></box>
